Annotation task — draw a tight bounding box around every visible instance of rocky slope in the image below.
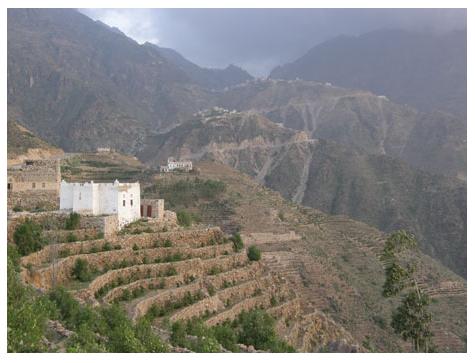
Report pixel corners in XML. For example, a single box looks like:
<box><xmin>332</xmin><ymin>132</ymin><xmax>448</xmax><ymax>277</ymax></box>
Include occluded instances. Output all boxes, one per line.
<box><xmin>7</xmin><ymin>9</ymin><xmax>216</xmax><ymax>153</ymax></box>
<box><xmin>270</xmin><ymin>29</ymin><xmax>467</xmax><ymax>118</ymax></box>
<box><xmin>154</xmin><ymin>161</ymin><xmax>467</xmax><ymax>352</ymax></box>
<box><xmin>7</xmin><ymin>119</ymin><xmax>64</xmax><ymax>166</ymax></box>
<box><xmin>218</xmin><ymin>79</ymin><xmax>466</xmax><ymax>179</ymax></box>
<box><xmin>138</xmin><ymin>110</ymin><xmax>466</xmax><ymax>277</ymax></box>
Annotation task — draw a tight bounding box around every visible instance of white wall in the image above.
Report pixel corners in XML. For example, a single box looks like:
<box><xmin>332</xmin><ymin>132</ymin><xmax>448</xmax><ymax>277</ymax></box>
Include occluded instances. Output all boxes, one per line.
<box><xmin>60</xmin><ymin>180</ymin><xmax>141</xmax><ymax>229</ymax></box>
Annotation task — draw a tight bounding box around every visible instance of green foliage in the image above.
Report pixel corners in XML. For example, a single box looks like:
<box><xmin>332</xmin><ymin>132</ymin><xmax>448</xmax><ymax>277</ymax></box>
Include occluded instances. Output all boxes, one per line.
<box><xmin>381</xmin><ymin>230</ymin><xmax>434</xmax><ymax>352</ymax></box>
<box><xmin>177</xmin><ymin>210</ymin><xmax>194</xmax><ymax>227</ymax></box>
<box><xmin>234</xmin><ymin>309</ymin><xmax>295</xmax><ymax>352</ymax></box>
<box><xmin>212</xmin><ymin>322</ymin><xmax>238</xmax><ymax>352</ymax></box>
<box><xmin>66</xmin><ymin>232</ymin><xmax>77</xmax><ymax>243</ymax></box>
<box><xmin>391</xmin><ymin>291</ymin><xmax>434</xmax><ymax>352</ymax></box>
<box><xmin>146</xmin><ymin>178</ymin><xmax>226</xmax><ymax>208</ymax></box>
<box><xmin>71</xmin><ymin>258</ymin><xmax>92</xmax><ymax>282</ymax></box>
<box><xmin>132</xmin><ymin>243</ymin><xmax>139</xmax><ymax>251</ymax></box>
<box><xmin>65</xmin><ymin>212</ymin><xmax>81</xmax><ymax>230</ymax></box>
<box><xmin>13</xmin><ymin>205</ymin><xmax>23</xmax><ymax>212</ymax></box>
<box><xmin>230</xmin><ymin>233</ymin><xmax>244</xmax><ymax>252</ymax></box>
<box><xmin>13</xmin><ymin>219</ymin><xmax>45</xmax><ymax>256</ymax></box>
<box><xmin>382</xmin><ymin>263</ymin><xmax>411</xmax><ymax>297</ymax></box>
<box><xmin>7</xmin><ymin>254</ymin><xmax>55</xmax><ymax>352</ymax></box>
<box><xmin>163</xmin><ymin>239</ymin><xmax>173</xmax><ymax>247</ymax></box>
<box><xmin>247</xmin><ymin>245</ymin><xmax>261</xmax><ymax>261</ymax></box>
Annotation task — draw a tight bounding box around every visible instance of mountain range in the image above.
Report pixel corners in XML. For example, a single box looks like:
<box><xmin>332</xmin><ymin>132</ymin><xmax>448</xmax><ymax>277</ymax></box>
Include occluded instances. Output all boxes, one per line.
<box><xmin>7</xmin><ymin>8</ymin><xmax>467</xmax><ymax>277</ymax></box>
<box><xmin>270</xmin><ymin>29</ymin><xmax>467</xmax><ymax>119</ymax></box>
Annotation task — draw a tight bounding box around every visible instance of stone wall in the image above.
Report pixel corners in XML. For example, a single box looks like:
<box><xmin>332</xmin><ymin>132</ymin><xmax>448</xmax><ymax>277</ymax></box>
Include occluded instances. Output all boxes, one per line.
<box><xmin>20</xmin><ymin>227</ymin><xmax>226</xmax><ymax>267</ymax></box>
<box><xmin>140</xmin><ymin>199</ymin><xmax>164</xmax><ymax>219</ymax></box>
<box><xmin>8</xmin><ymin>159</ymin><xmax>60</xmax><ymax>210</ymax></box>
<box><xmin>42</xmin><ymin>228</ymin><xmax>101</xmax><ymax>244</ymax></box>
<box><xmin>8</xmin><ymin>212</ymin><xmax>118</xmax><ymax>243</ymax></box>
<box><xmin>8</xmin><ymin>190</ymin><xmax>59</xmax><ymax>211</ymax></box>
<box><xmin>22</xmin><ymin>243</ymin><xmax>233</xmax><ymax>290</ymax></box>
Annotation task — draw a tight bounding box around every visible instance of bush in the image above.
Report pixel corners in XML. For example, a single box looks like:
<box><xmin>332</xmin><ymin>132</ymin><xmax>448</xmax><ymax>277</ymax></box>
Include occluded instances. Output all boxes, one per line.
<box><xmin>71</xmin><ymin>258</ymin><xmax>92</xmax><ymax>282</ymax></box>
<box><xmin>7</xmin><ymin>255</ymin><xmax>55</xmax><ymax>352</ymax></box>
<box><xmin>247</xmin><ymin>245</ymin><xmax>261</xmax><ymax>261</ymax></box>
<box><xmin>67</xmin><ymin>232</ymin><xmax>78</xmax><ymax>243</ymax></box>
<box><xmin>212</xmin><ymin>322</ymin><xmax>238</xmax><ymax>352</ymax></box>
<box><xmin>177</xmin><ymin>210</ymin><xmax>193</xmax><ymax>227</ymax></box>
<box><xmin>235</xmin><ymin>309</ymin><xmax>294</xmax><ymax>352</ymax></box>
<box><xmin>132</xmin><ymin>243</ymin><xmax>139</xmax><ymax>251</ymax></box>
<box><xmin>163</xmin><ymin>239</ymin><xmax>173</xmax><ymax>247</ymax></box>
<box><xmin>65</xmin><ymin>212</ymin><xmax>81</xmax><ymax>230</ymax></box>
<box><xmin>13</xmin><ymin>219</ymin><xmax>45</xmax><ymax>256</ymax></box>
<box><xmin>231</xmin><ymin>233</ymin><xmax>244</xmax><ymax>252</ymax></box>
<box><xmin>13</xmin><ymin>205</ymin><xmax>23</xmax><ymax>212</ymax></box>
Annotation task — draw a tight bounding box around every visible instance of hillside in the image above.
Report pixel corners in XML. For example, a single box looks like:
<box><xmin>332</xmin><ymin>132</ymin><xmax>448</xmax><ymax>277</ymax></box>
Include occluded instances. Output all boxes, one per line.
<box><xmin>8</xmin><ymin>10</ymin><xmax>466</xmax><ymax>182</ymax></box>
<box><xmin>7</xmin><ymin>8</ymin><xmax>216</xmax><ymax>153</ymax></box>
<box><xmin>146</xmin><ymin>161</ymin><xmax>467</xmax><ymax>351</ymax></box>
<box><xmin>145</xmin><ymin>43</ymin><xmax>253</xmax><ymax>90</ymax></box>
<box><xmin>270</xmin><ymin>29</ymin><xmax>467</xmax><ymax>118</ymax></box>
<box><xmin>138</xmin><ymin>110</ymin><xmax>466</xmax><ymax>277</ymax></box>
<box><xmin>8</xmin><ymin>159</ymin><xmax>466</xmax><ymax>352</ymax></box>
<box><xmin>218</xmin><ymin>79</ymin><xmax>466</xmax><ymax>179</ymax></box>
<box><xmin>7</xmin><ymin>119</ymin><xmax>64</xmax><ymax>166</ymax></box>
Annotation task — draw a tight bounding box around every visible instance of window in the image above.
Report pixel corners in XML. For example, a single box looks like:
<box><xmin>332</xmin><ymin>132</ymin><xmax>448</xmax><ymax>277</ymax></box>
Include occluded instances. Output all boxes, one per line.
<box><xmin>7</xmin><ymin>183</ymin><xmax>11</xmax><ymax>190</ymax></box>
<box><xmin>32</xmin><ymin>182</ymin><xmax>36</xmax><ymax>189</ymax></box>
<box><xmin>123</xmin><ymin>200</ymin><xmax>126</xmax><ymax>207</ymax></box>
<box><xmin>130</xmin><ymin>199</ymin><xmax>133</xmax><ymax>206</ymax></box>
<box><xmin>42</xmin><ymin>182</ymin><xmax>45</xmax><ymax>188</ymax></box>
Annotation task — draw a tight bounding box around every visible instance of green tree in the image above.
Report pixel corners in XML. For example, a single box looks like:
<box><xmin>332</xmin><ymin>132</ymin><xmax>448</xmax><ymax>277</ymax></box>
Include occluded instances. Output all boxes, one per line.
<box><xmin>13</xmin><ymin>219</ymin><xmax>45</xmax><ymax>256</ymax></box>
<box><xmin>177</xmin><ymin>210</ymin><xmax>193</xmax><ymax>227</ymax></box>
<box><xmin>247</xmin><ymin>245</ymin><xmax>261</xmax><ymax>261</ymax></box>
<box><xmin>381</xmin><ymin>230</ymin><xmax>434</xmax><ymax>352</ymax></box>
<box><xmin>7</xmin><ymin>253</ymin><xmax>55</xmax><ymax>352</ymax></box>
<box><xmin>231</xmin><ymin>233</ymin><xmax>244</xmax><ymax>252</ymax></box>
<box><xmin>71</xmin><ymin>258</ymin><xmax>92</xmax><ymax>282</ymax></box>
<box><xmin>65</xmin><ymin>212</ymin><xmax>81</xmax><ymax>230</ymax></box>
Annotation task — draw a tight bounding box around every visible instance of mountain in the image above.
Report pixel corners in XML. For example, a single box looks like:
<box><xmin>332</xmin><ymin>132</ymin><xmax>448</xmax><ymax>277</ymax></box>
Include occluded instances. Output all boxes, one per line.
<box><xmin>144</xmin><ymin>43</ymin><xmax>253</xmax><ymax>90</ymax></box>
<box><xmin>270</xmin><ymin>29</ymin><xmax>467</xmax><ymax>118</ymax></box>
<box><xmin>138</xmin><ymin>109</ymin><xmax>466</xmax><ymax>277</ymax></box>
<box><xmin>218</xmin><ymin>79</ymin><xmax>466</xmax><ymax>179</ymax></box>
<box><xmin>7</xmin><ymin>8</ymin><xmax>217</xmax><ymax>153</ymax></box>
<box><xmin>7</xmin><ymin>119</ymin><xmax>64</xmax><ymax>166</ymax></box>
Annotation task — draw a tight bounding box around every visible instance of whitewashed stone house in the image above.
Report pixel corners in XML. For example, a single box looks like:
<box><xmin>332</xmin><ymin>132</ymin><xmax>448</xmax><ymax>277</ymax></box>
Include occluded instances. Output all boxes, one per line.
<box><xmin>160</xmin><ymin>157</ymin><xmax>193</xmax><ymax>173</ymax></box>
<box><xmin>60</xmin><ymin>180</ymin><xmax>140</xmax><ymax>228</ymax></box>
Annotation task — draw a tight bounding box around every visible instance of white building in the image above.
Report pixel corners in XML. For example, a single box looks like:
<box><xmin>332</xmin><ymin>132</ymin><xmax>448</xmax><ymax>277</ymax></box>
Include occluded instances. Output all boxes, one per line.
<box><xmin>60</xmin><ymin>180</ymin><xmax>141</xmax><ymax>228</ymax></box>
<box><xmin>160</xmin><ymin>157</ymin><xmax>193</xmax><ymax>173</ymax></box>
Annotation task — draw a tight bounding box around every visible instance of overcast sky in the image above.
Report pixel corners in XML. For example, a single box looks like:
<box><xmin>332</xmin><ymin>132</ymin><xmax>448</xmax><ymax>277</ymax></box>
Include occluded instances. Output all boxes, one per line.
<box><xmin>80</xmin><ymin>8</ymin><xmax>466</xmax><ymax>76</ymax></box>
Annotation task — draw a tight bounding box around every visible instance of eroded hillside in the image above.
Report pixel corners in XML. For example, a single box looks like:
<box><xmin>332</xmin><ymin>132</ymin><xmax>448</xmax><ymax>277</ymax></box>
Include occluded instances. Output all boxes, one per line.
<box><xmin>138</xmin><ymin>110</ymin><xmax>467</xmax><ymax>277</ymax></box>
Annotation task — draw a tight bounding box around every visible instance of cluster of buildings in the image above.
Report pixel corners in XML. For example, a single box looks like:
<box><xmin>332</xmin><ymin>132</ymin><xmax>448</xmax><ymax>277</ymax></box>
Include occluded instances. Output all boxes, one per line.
<box><xmin>160</xmin><ymin>157</ymin><xmax>193</xmax><ymax>173</ymax></box>
<box><xmin>7</xmin><ymin>158</ymin><xmax>166</xmax><ymax>230</ymax></box>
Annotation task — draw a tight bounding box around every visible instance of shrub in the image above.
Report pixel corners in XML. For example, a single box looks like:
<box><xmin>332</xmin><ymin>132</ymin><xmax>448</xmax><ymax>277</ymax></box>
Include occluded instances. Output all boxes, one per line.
<box><xmin>231</xmin><ymin>233</ymin><xmax>244</xmax><ymax>252</ymax></box>
<box><xmin>177</xmin><ymin>210</ymin><xmax>193</xmax><ymax>227</ymax></box>
<box><xmin>13</xmin><ymin>205</ymin><xmax>23</xmax><ymax>212</ymax></box>
<box><xmin>71</xmin><ymin>258</ymin><xmax>92</xmax><ymax>282</ymax></box>
<box><xmin>65</xmin><ymin>212</ymin><xmax>81</xmax><ymax>230</ymax></box>
<box><xmin>13</xmin><ymin>219</ymin><xmax>45</xmax><ymax>256</ymax></box>
<box><xmin>132</xmin><ymin>243</ymin><xmax>139</xmax><ymax>251</ymax></box>
<box><xmin>247</xmin><ymin>245</ymin><xmax>261</xmax><ymax>261</ymax></box>
<box><xmin>102</xmin><ymin>242</ymin><xmax>112</xmax><ymax>251</ymax></box>
<box><xmin>212</xmin><ymin>322</ymin><xmax>238</xmax><ymax>352</ymax></box>
<box><xmin>67</xmin><ymin>232</ymin><xmax>77</xmax><ymax>243</ymax></box>
<box><xmin>163</xmin><ymin>239</ymin><xmax>173</xmax><ymax>247</ymax></box>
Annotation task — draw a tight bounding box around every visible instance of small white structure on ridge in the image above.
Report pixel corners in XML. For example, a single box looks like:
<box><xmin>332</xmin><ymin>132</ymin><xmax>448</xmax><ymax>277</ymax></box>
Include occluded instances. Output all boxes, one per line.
<box><xmin>160</xmin><ymin>157</ymin><xmax>193</xmax><ymax>173</ymax></box>
<box><xmin>59</xmin><ymin>180</ymin><xmax>140</xmax><ymax>228</ymax></box>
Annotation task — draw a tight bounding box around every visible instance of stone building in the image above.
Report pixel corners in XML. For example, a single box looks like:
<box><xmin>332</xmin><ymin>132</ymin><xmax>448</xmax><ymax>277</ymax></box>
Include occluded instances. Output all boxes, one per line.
<box><xmin>60</xmin><ymin>180</ymin><xmax>140</xmax><ymax>229</ymax></box>
<box><xmin>160</xmin><ymin>157</ymin><xmax>193</xmax><ymax>173</ymax></box>
<box><xmin>140</xmin><ymin>198</ymin><xmax>165</xmax><ymax>219</ymax></box>
<box><xmin>7</xmin><ymin>159</ymin><xmax>61</xmax><ymax>210</ymax></box>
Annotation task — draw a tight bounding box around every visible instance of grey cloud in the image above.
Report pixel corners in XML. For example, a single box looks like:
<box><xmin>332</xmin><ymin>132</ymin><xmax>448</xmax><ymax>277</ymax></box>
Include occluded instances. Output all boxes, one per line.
<box><xmin>80</xmin><ymin>8</ymin><xmax>467</xmax><ymax>76</ymax></box>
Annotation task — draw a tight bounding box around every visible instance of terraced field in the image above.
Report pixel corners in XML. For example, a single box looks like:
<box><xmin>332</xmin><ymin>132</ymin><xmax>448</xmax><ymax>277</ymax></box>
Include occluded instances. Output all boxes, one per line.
<box><xmin>18</xmin><ymin>216</ymin><xmax>359</xmax><ymax>352</ymax></box>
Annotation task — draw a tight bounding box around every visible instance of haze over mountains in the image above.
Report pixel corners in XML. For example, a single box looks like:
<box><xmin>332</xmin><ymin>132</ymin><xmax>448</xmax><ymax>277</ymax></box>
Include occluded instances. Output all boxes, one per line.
<box><xmin>7</xmin><ymin>8</ymin><xmax>466</xmax><ymax>277</ymax></box>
